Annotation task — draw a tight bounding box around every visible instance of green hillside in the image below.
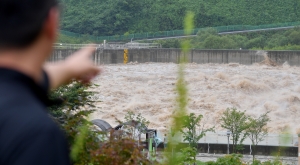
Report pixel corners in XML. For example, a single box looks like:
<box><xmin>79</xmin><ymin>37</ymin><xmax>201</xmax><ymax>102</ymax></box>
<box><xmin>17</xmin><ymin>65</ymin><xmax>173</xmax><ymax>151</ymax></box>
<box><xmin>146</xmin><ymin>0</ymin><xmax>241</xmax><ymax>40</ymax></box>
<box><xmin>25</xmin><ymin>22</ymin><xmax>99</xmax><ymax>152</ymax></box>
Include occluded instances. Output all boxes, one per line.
<box><xmin>60</xmin><ymin>0</ymin><xmax>300</xmax><ymax>36</ymax></box>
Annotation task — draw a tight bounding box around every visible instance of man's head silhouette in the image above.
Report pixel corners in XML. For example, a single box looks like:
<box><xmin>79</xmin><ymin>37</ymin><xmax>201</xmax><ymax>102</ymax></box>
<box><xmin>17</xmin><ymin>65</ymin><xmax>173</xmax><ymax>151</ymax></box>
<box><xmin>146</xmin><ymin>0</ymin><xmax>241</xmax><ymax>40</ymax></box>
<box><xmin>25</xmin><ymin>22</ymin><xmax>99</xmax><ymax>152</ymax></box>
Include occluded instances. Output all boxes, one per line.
<box><xmin>0</xmin><ymin>0</ymin><xmax>58</xmax><ymax>49</ymax></box>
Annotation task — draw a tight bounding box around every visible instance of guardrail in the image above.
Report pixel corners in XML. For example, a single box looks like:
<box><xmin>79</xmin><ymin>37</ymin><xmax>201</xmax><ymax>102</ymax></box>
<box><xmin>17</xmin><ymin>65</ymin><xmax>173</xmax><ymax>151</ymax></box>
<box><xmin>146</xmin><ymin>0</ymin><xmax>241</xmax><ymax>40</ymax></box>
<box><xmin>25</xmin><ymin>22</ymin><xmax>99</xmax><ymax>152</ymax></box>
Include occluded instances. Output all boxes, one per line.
<box><xmin>53</xmin><ymin>42</ymin><xmax>161</xmax><ymax>49</ymax></box>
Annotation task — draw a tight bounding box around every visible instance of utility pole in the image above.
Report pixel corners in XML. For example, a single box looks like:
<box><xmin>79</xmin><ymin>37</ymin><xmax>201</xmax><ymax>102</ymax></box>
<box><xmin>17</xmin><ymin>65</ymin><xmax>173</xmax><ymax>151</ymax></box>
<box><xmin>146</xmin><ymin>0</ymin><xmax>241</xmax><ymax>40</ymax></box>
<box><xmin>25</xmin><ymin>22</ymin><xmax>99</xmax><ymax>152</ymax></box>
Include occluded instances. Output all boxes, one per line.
<box><xmin>227</xmin><ymin>130</ymin><xmax>231</xmax><ymax>154</ymax></box>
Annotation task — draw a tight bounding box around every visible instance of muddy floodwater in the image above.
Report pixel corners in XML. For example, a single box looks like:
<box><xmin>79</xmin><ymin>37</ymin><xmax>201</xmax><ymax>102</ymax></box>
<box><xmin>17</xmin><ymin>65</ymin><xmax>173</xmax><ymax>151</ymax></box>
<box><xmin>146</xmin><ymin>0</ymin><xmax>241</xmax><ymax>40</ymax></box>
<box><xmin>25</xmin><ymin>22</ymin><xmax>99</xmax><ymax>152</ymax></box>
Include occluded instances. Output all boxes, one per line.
<box><xmin>90</xmin><ymin>62</ymin><xmax>300</xmax><ymax>135</ymax></box>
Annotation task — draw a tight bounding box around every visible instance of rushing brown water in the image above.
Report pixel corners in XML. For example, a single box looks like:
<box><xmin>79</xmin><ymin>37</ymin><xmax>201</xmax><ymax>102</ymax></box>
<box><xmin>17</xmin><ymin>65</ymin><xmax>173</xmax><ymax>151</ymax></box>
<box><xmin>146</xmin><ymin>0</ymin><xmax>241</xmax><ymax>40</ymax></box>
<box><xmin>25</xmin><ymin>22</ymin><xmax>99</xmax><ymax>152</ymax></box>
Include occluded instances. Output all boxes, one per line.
<box><xmin>91</xmin><ymin>61</ymin><xmax>300</xmax><ymax>135</ymax></box>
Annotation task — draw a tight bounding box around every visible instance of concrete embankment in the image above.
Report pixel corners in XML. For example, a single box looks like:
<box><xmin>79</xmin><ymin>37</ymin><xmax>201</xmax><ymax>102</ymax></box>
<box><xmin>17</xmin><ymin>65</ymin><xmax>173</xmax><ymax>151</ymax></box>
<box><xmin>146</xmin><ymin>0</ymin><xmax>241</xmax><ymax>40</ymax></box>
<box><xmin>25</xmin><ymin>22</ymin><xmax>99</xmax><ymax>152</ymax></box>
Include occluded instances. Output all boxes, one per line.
<box><xmin>50</xmin><ymin>48</ymin><xmax>300</xmax><ymax>66</ymax></box>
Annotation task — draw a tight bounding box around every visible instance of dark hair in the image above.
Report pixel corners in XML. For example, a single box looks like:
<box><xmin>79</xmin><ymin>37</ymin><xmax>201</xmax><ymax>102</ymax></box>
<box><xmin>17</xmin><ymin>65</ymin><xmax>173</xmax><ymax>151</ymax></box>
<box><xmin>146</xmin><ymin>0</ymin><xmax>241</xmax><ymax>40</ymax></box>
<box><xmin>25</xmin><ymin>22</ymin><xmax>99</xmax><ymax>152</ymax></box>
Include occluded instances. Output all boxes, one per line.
<box><xmin>0</xmin><ymin>0</ymin><xmax>58</xmax><ymax>49</ymax></box>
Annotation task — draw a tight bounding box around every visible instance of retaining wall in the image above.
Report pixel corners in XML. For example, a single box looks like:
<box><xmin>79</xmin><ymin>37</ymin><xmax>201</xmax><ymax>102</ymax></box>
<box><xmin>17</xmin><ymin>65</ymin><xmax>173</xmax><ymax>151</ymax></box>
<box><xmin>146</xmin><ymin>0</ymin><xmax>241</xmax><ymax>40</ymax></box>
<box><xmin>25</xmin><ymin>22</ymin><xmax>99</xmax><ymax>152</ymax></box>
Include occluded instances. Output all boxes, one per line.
<box><xmin>50</xmin><ymin>49</ymin><xmax>300</xmax><ymax>66</ymax></box>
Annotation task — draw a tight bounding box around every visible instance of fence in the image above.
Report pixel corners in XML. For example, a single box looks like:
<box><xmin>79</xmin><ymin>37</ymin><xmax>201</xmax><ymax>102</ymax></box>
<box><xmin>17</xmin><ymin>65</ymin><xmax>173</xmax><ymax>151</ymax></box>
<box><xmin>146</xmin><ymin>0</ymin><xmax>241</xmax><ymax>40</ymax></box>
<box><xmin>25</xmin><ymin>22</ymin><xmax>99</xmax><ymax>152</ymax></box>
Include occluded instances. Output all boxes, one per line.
<box><xmin>60</xmin><ymin>21</ymin><xmax>300</xmax><ymax>42</ymax></box>
<box><xmin>198</xmin><ymin>131</ymin><xmax>298</xmax><ymax>147</ymax></box>
<box><xmin>155</xmin><ymin>131</ymin><xmax>298</xmax><ymax>156</ymax></box>
<box><xmin>53</xmin><ymin>42</ymin><xmax>161</xmax><ymax>49</ymax></box>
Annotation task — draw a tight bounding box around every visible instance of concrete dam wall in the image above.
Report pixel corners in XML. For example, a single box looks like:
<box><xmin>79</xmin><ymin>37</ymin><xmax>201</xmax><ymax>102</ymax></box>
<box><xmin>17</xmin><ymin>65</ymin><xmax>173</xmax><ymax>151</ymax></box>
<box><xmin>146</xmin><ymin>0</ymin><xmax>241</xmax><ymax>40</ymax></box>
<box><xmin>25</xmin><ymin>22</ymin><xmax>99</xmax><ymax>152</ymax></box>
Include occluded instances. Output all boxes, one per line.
<box><xmin>50</xmin><ymin>49</ymin><xmax>300</xmax><ymax>66</ymax></box>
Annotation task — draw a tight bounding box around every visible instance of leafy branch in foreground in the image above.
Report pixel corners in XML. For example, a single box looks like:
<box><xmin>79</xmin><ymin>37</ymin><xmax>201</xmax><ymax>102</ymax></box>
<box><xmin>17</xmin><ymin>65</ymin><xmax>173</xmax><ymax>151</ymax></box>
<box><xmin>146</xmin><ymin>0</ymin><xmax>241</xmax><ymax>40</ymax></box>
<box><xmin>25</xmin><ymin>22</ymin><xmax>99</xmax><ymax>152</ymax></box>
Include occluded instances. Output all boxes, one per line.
<box><xmin>164</xmin><ymin>11</ymin><xmax>194</xmax><ymax>165</ymax></box>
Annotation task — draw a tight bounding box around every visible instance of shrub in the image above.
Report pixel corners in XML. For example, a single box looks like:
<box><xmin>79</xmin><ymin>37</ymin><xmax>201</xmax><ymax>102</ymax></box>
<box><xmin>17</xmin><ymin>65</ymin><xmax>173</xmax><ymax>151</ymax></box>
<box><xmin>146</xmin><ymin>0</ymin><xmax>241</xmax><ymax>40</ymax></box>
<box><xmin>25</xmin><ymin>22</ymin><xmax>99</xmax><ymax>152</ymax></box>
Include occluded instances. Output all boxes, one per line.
<box><xmin>48</xmin><ymin>82</ymin><xmax>100</xmax><ymax>165</ymax></box>
<box><xmin>90</xmin><ymin>131</ymin><xmax>150</xmax><ymax>165</ymax></box>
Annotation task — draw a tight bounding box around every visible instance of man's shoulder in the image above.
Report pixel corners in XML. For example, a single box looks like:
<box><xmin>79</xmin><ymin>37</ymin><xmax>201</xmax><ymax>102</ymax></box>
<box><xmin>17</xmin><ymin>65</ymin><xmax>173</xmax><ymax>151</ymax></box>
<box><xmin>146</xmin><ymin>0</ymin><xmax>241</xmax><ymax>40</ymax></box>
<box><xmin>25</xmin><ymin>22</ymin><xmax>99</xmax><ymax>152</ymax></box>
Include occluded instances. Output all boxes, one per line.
<box><xmin>0</xmin><ymin>95</ymin><xmax>59</xmax><ymax>138</ymax></box>
<box><xmin>0</xmin><ymin>88</ymin><xmax>66</xmax><ymax>155</ymax></box>
<box><xmin>0</xmin><ymin>79</ymin><xmax>45</xmax><ymax>109</ymax></box>
<box><xmin>0</xmin><ymin>73</ymin><xmax>60</xmax><ymax>134</ymax></box>
<box><xmin>0</xmin><ymin>92</ymin><xmax>46</xmax><ymax>120</ymax></box>
<box><xmin>0</xmin><ymin>97</ymin><xmax>70</xmax><ymax>165</ymax></box>
<box><xmin>0</xmin><ymin>81</ymin><xmax>37</xmax><ymax>107</ymax></box>
<box><xmin>0</xmin><ymin>82</ymin><xmax>58</xmax><ymax>138</ymax></box>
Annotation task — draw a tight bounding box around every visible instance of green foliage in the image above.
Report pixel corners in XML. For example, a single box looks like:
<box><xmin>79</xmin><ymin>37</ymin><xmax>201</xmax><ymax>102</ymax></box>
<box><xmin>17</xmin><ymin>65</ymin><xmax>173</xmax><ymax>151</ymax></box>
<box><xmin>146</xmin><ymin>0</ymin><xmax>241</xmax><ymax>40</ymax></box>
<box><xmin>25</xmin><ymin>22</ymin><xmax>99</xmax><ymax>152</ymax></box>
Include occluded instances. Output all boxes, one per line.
<box><xmin>90</xmin><ymin>134</ymin><xmax>150</xmax><ymax>165</ymax></box>
<box><xmin>154</xmin><ymin>39</ymin><xmax>182</xmax><ymax>48</ymax></box>
<box><xmin>48</xmin><ymin>82</ymin><xmax>96</xmax><ymax>131</ymax></box>
<box><xmin>164</xmin><ymin>11</ymin><xmax>193</xmax><ymax>165</ymax></box>
<box><xmin>48</xmin><ymin>82</ymin><xmax>100</xmax><ymax>165</ymax></box>
<box><xmin>260</xmin><ymin>159</ymin><xmax>282</xmax><ymax>165</ymax></box>
<box><xmin>180</xmin><ymin>113</ymin><xmax>214</xmax><ymax>164</ymax></box>
<box><xmin>152</xmin><ymin>27</ymin><xmax>300</xmax><ymax>50</ymax></box>
<box><xmin>247</xmin><ymin>112</ymin><xmax>270</xmax><ymax>161</ymax></box>
<box><xmin>263</xmin><ymin>44</ymin><xmax>300</xmax><ymax>50</ymax></box>
<box><xmin>177</xmin><ymin>147</ymin><xmax>197</xmax><ymax>165</ymax></box>
<box><xmin>197</xmin><ymin>28</ymin><xmax>218</xmax><ymax>40</ymax></box>
<box><xmin>184</xmin><ymin>11</ymin><xmax>194</xmax><ymax>36</ymax></box>
<box><xmin>214</xmin><ymin>154</ymin><xmax>244</xmax><ymax>165</ymax></box>
<box><xmin>57</xmin><ymin>34</ymin><xmax>95</xmax><ymax>44</ymax></box>
<box><xmin>203</xmin><ymin>35</ymin><xmax>238</xmax><ymax>49</ymax></box>
<box><xmin>49</xmin><ymin>82</ymin><xmax>152</xmax><ymax>165</ymax></box>
<box><xmin>118</xmin><ymin>111</ymin><xmax>150</xmax><ymax>140</ymax></box>
<box><xmin>193</xmin><ymin>27</ymin><xmax>280</xmax><ymax>49</ymax></box>
<box><xmin>181</xmin><ymin>11</ymin><xmax>194</xmax><ymax>54</ymax></box>
<box><xmin>196</xmin><ymin>161</ymin><xmax>207</xmax><ymax>165</ymax></box>
<box><xmin>220</xmin><ymin>108</ymin><xmax>250</xmax><ymax>153</ymax></box>
<box><xmin>250</xmin><ymin>158</ymin><xmax>282</xmax><ymax>165</ymax></box>
<box><xmin>60</xmin><ymin>0</ymin><xmax>300</xmax><ymax>36</ymax></box>
<box><xmin>70</xmin><ymin>122</ymin><xmax>89</xmax><ymax>162</ymax></box>
<box><xmin>246</xmin><ymin>37</ymin><xmax>265</xmax><ymax>49</ymax></box>
<box><xmin>287</xmin><ymin>30</ymin><xmax>300</xmax><ymax>45</ymax></box>
<box><xmin>124</xmin><ymin>111</ymin><xmax>150</xmax><ymax>131</ymax></box>
<box><xmin>203</xmin><ymin>154</ymin><xmax>244</xmax><ymax>165</ymax></box>
<box><xmin>181</xmin><ymin>113</ymin><xmax>214</xmax><ymax>148</ymax></box>
<box><xmin>202</xmin><ymin>155</ymin><xmax>283</xmax><ymax>165</ymax></box>
<box><xmin>59</xmin><ymin>0</ymin><xmax>300</xmax><ymax>48</ymax></box>
<box><xmin>265</xmin><ymin>34</ymin><xmax>288</xmax><ymax>48</ymax></box>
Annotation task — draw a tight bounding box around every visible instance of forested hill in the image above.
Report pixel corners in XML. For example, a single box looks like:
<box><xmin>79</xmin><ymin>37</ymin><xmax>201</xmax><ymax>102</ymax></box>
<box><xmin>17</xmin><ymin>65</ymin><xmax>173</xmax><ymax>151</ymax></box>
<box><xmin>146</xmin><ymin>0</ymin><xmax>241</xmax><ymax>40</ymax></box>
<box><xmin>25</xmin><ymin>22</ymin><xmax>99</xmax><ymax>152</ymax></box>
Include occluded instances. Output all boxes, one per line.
<box><xmin>60</xmin><ymin>0</ymin><xmax>300</xmax><ymax>36</ymax></box>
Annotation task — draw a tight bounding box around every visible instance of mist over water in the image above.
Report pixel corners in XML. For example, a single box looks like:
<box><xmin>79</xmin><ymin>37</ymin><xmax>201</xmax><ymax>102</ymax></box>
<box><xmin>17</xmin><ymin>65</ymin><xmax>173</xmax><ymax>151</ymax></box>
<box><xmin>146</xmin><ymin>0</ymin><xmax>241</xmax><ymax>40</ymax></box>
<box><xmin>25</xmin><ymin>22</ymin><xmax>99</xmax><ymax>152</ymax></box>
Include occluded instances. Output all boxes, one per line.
<box><xmin>91</xmin><ymin>61</ymin><xmax>300</xmax><ymax>135</ymax></box>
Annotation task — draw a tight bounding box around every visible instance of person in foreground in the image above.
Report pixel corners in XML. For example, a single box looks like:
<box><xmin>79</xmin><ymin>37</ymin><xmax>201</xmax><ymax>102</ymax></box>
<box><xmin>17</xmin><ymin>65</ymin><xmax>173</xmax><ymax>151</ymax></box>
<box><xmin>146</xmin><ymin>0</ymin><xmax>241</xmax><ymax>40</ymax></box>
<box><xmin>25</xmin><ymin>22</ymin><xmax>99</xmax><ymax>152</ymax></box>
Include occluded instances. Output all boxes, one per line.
<box><xmin>0</xmin><ymin>0</ymin><xmax>101</xmax><ymax>164</ymax></box>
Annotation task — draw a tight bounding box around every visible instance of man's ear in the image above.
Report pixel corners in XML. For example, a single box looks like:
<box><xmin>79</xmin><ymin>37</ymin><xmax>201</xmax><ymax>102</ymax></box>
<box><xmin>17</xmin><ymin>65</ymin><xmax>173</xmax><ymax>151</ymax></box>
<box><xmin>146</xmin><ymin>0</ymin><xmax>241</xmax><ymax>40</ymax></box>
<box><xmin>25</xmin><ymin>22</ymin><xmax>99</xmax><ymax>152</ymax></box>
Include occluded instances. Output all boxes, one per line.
<box><xmin>43</xmin><ymin>7</ymin><xmax>60</xmax><ymax>42</ymax></box>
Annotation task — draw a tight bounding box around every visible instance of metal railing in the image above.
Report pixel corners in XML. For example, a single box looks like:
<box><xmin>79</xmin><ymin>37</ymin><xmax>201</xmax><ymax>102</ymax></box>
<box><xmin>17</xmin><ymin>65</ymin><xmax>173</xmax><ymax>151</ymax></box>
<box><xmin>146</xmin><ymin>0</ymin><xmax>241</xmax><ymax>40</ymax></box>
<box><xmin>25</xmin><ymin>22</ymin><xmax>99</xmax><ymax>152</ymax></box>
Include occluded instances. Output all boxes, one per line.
<box><xmin>53</xmin><ymin>42</ymin><xmax>161</xmax><ymax>49</ymax></box>
<box><xmin>198</xmin><ymin>131</ymin><xmax>298</xmax><ymax>147</ymax></box>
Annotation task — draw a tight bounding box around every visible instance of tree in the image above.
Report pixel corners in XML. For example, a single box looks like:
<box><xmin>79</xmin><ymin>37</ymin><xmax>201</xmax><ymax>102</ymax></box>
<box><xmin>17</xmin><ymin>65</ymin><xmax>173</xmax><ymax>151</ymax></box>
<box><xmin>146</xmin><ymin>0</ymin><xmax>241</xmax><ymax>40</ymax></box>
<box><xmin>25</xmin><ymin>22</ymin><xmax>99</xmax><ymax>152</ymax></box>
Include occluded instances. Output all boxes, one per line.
<box><xmin>196</xmin><ymin>28</ymin><xmax>218</xmax><ymax>41</ymax></box>
<box><xmin>220</xmin><ymin>108</ymin><xmax>250</xmax><ymax>153</ymax></box>
<box><xmin>203</xmin><ymin>35</ymin><xmax>238</xmax><ymax>49</ymax></box>
<box><xmin>245</xmin><ymin>36</ymin><xmax>266</xmax><ymax>49</ymax></box>
<box><xmin>48</xmin><ymin>81</ymin><xmax>101</xmax><ymax>164</ymax></box>
<box><xmin>181</xmin><ymin>113</ymin><xmax>214</xmax><ymax>163</ymax></box>
<box><xmin>247</xmin><ymin>112</ymin><xmax>270</xmax><ymax>162</ymax></box>
<box><xmin>117</xmin><ymin>111</ymin><xmax>150</xmax><ymax>141</ymax></box>
<box><xmin>287</xmin><ymin>30</ymin><xmax>300</xmax><ymax>45</ymax></box>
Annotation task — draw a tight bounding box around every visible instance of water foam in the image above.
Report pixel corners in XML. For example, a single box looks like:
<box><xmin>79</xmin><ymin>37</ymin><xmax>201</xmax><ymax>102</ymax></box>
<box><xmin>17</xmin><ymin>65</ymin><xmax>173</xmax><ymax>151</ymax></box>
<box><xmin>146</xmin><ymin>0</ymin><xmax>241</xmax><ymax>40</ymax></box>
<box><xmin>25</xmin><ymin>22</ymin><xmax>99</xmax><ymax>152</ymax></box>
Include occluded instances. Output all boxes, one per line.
<box><xmin>91</xmin><ymin>62</ymin><xmax>300</xmax><ymax>134</ymax></box>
